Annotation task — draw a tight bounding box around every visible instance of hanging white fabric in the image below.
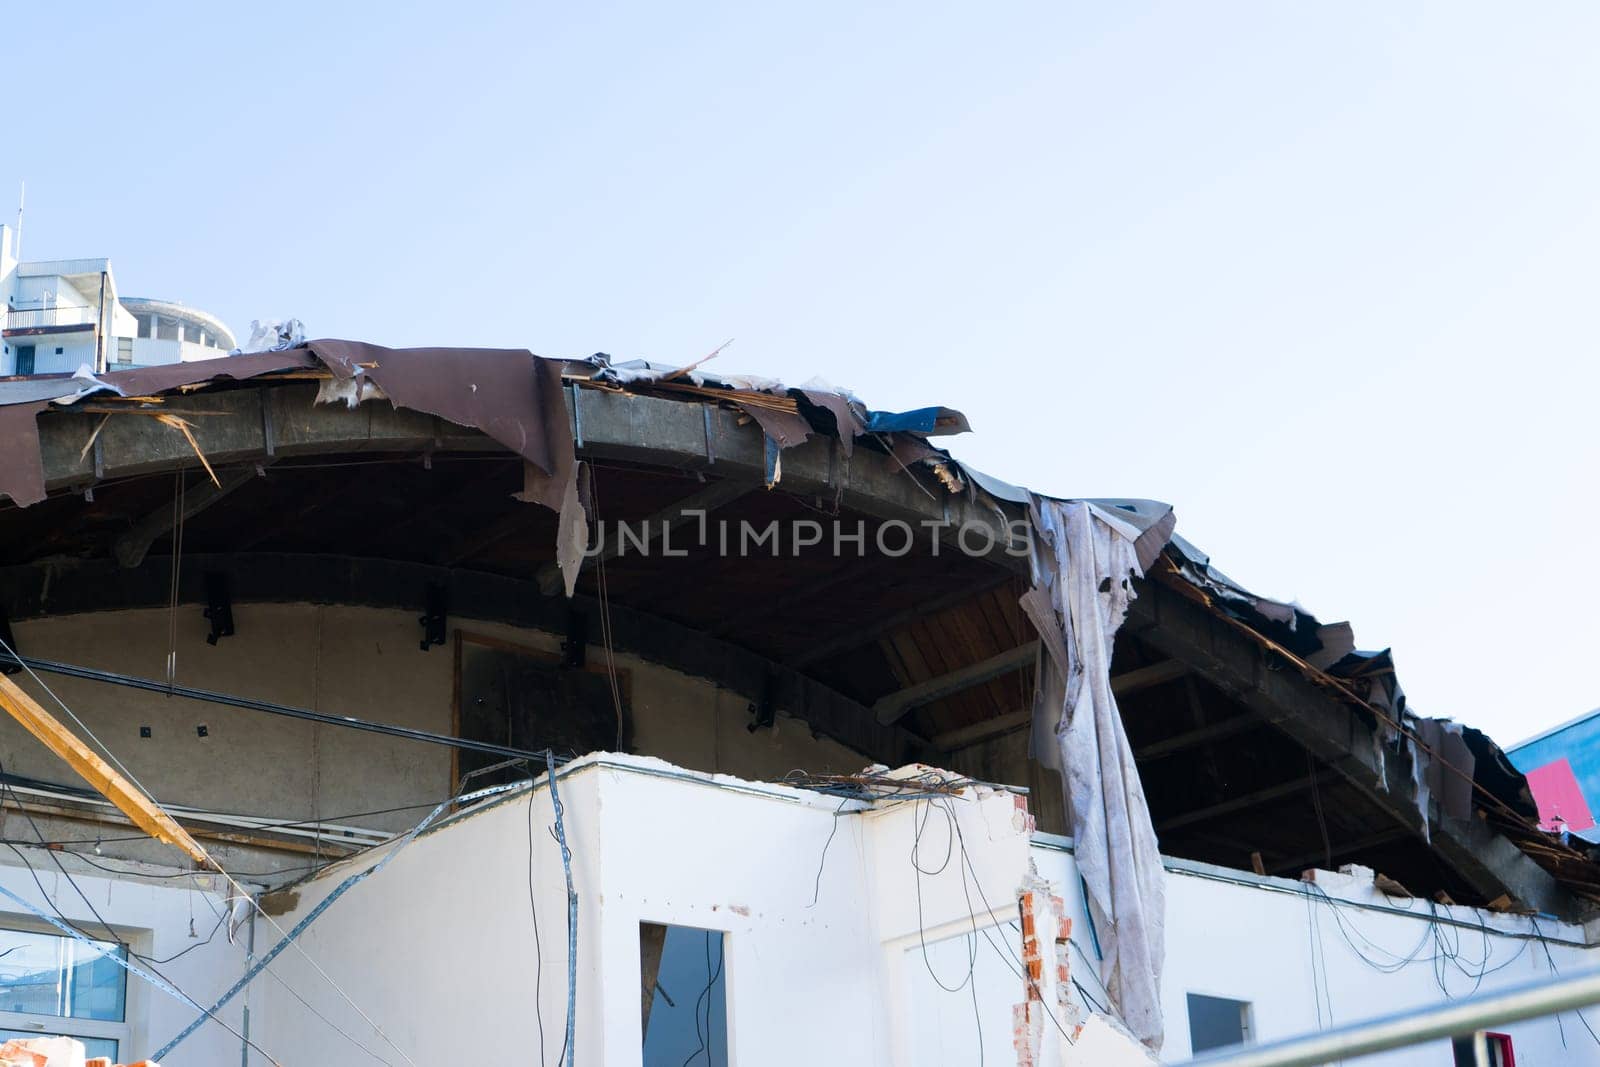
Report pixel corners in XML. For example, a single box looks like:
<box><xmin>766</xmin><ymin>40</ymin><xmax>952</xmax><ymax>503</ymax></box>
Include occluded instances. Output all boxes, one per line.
<box><xmin>1023</xmin><ymin>498</ymin><xmax>1169</xmax><ymax>1051</ymax></box>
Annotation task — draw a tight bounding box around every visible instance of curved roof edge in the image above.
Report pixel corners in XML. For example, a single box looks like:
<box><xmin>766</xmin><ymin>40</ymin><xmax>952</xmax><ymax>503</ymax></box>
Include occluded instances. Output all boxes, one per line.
<box><xmin>119</xmin><ymin>297</ymin><xmax>237</xmax><ymax>350</ymax></box>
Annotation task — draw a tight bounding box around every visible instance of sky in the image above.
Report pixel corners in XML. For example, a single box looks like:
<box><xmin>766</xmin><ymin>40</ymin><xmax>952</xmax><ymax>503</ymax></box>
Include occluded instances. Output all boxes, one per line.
<box><xmin>6</xmin><ymin>2</ymin><xmax>1598</xmax><ymax>743</ymax></box>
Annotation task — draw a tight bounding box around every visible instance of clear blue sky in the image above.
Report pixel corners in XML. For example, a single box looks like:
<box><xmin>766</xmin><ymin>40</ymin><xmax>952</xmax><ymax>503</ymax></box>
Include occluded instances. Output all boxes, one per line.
<box><xmin>9</xmin><ymin>2</ymin><xmax>1598</xmax><ymax>742</ymax></box>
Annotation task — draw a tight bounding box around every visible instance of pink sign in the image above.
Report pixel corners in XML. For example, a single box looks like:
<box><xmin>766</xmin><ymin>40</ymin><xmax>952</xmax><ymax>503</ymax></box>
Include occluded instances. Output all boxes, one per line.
<box><xmin>1524</xmin><ymin>758</ymin><xmax>1596</xmax><ymax>833</ymax></box>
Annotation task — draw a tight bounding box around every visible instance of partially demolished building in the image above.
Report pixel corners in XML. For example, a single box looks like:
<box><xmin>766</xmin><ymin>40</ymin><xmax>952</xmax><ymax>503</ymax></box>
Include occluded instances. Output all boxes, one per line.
<box><xmin>0</xmin><ymin>342</ymin><xmax>1593</xmax><ymax>1065</ymax></box>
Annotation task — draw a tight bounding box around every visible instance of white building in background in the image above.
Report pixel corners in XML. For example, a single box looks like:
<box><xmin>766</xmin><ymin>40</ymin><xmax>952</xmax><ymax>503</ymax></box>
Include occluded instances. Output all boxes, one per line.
<box><xmin>0</xmin><ymin>223</ymin><xmax>235</xmax><ymax>378</ymax></box>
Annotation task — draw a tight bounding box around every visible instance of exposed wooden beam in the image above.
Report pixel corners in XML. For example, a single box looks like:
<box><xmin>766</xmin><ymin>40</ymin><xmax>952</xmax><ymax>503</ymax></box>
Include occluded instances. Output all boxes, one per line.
<box><xmin>875</xmin><ymin>641</ymin><xmax>1039</xmax><ymax>725</ymax></box>
<box><xmin>787</xmin><ymin>572</ymin><xmax>1016</xmax><ymax>668</ymax></box>
<box><xmin>1134</xmin><ymin>714</ymin><xmax>1263</xmax><ymax>761</ymax></box>
<box><xmin>1156</xmin><ymin>773</ymin><xmax>1320</xmax><ymax>834</ymax></box>
<box><xmin>0</xmin><ymin>674</ymin><xmax>212</xmax><ymax>868</ymax></box>
<box><xmin>114</xmin><ymin>465</ymin><xmax>263</xmax><ymax>568</ymax></box>
<box><xmin>931</xmin><ymin>660</ymin><xmax>1191</xmax><ymax>752</ymax></box>
<box><xmin>1110</xmin><ymin>659</ymin><xmax>1189</xmax><ymax>698</ymax></box>
<box><xmin>535</xmin><ymin>478</ymin><xmax>753</xmax><ymax>595</ymax></box>
<box><xmin>441</xmin><ymin>506</ymin><xmax>540</xmax><ymax>566</ymax></box>
<box><xmin>932</xmin><ymin>708</ymin><xmax>1031</xmax><ymax>751</ymax></box>
<box><xmin>706</xmin><ymin>551</ymin><xmax>885</xmax><ymax>639</ymax></box>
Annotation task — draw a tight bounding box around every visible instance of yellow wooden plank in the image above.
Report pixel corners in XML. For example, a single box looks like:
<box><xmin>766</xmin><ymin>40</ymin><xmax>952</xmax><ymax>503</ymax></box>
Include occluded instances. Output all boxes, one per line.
<box><xmin>0</xmin><ymin>674</ymin><xmax>213</xmax><ymax>868</ymax></box>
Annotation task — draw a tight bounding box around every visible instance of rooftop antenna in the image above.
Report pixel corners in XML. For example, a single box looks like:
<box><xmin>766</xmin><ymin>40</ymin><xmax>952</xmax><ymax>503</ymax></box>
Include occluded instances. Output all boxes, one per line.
<box><xmin>13</xmin><ymin>181</ymin><xmax>22</xmax><ymax>261</ymax></box>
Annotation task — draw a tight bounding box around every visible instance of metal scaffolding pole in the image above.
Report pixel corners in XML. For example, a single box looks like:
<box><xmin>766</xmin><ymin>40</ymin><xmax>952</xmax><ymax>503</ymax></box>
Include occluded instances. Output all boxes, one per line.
<box><xmin>1174</xmin><ymin>964</ymin><xmax>1600</xmax><ymax>1067</ymax></box>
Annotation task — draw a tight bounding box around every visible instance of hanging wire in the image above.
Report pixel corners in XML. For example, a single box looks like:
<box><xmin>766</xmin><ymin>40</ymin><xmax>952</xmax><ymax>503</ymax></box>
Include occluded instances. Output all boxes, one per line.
<box><xmin>0</xmin><ymin>633</ymin><xmax>416</xmax><ymax>1066</ymax></box>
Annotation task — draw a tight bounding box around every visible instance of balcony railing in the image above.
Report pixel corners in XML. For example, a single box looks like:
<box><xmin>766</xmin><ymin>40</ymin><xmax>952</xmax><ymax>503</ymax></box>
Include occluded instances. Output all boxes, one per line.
<box><xmin>5</xmin><ymin>306</ymin><xmax>99</xmax><ymax>332</ymax></box>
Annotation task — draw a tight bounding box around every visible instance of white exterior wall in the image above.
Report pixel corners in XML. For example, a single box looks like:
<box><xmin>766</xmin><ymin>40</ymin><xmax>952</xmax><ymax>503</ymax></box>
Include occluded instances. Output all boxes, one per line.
<box><xmin>1033</xmin><ymin>845</ymin><xmax>1599</xmax><ymax>1063</ymax></box>
<box><xmin>229</xmin><ymin>756</ymin><xmax>1600</xmax><ymax>1067</ymax></box>
<box><xmin>1</xmin><ymin>255</ymin><xmax>226</xmax><ymax>375</ymax></box>
<box><xmin>247</xmin><ymin>758</ymin><xmax>1037</xmax><ymax>1066</ymax></box>
<box><xmin>125</xmin><ymin>337</ymin><xmax>224</xmax><ymax>365</ymax></box>
<box><xmin>10</xmin><ymin>275</ymin><xmax>94</xmax><ymax>311</ymax></box>
<box><xmin>6</xmin><ymin>337</ymin><xmax>97</xmax><ymax>376</ymax></box>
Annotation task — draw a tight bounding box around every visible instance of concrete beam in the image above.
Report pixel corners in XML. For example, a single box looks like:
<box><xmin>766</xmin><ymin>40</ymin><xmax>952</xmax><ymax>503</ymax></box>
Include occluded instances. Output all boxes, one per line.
<box><xmin>32</xmin><ymin>384</ymin><xmax>1029</xmax><ymax>572</ymax></box>
<box><xmin>1128</xmin><ymin>578</ymin><xmax>1576</xmax><ymax>917</ymax></box>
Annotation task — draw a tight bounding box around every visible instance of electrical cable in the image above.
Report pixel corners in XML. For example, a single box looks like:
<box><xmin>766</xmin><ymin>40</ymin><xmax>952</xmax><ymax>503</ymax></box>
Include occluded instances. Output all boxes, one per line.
<box><xmin>680</xmin><ymin>929</ymin><xmax>725</xmax><ymax>1067</ymax></box>
<box><xmin>1531</xmin><ymin>916</ymin><xmax>1600</xmax><ymax>1048</ymax></box>
<box><xmin>586</xmin><ymin>472</ymin><xmax>630</xmax><ymax>750</ymax></box>
<box><xmin>806</xmin><ymin>795</ymin><xmax>850</xmax><ymax>908</ymax></box>
<box><xmin>0</xmin><ymin>773</ymin><xmax>284</xmax><ymax>1063</ymax></box>
<box><xmin>0</xmin><ymin>634</ymin><xmax>417</xmax><ymax>1067</ymax></box>
<box><xmin>0</xmin><ymin>841</ymin><xmax>331</xmax><ymax>882</ymax></box>
<box><xmin>936</xmin><ymin>794</ymin><xmax>1077</xmax><ymax>1046</ymax></box>
<box><xmin>189</xmin><ymin>889</ymin><xmax>398</xmax><ymax>1066</ymax></box>
<box><xmin>527</xmin><ymin>762</ymin><xmax>548</xmax><ymax>1067</ymax></box>
<box><xmin>1307</xmin><ymin>752</ymin><xmax>1333</xmax><ymax>871</ymax></box>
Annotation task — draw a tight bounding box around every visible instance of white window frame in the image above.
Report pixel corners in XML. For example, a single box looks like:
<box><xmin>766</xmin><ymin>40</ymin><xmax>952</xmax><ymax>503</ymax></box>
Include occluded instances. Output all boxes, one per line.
<box><xmin>0</xmin><ymin>915</ymin><xmax>143</xmax><ymax>1059</ymax></box>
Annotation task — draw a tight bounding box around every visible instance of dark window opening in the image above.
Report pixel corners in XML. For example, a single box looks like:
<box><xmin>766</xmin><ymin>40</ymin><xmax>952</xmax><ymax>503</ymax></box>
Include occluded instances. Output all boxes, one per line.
<box><xmin>453</xmin><ymin>632</ymin><xmax>631</xmax><ymax>788</ymax></box>
<box><xmin>1453</xmin><ymin>1032</ymin><xmax>1515</xmax><ymax>1067</ymax></box>
<box><xmin>1188</xmin><ymin>993</ymin><xmax>1251</xmax><ymax>1053</ymax></box>
<box><xmin>641</xmin><ymin>923</ymin><xmax>726</xmax><ymax>1067</ymax></box>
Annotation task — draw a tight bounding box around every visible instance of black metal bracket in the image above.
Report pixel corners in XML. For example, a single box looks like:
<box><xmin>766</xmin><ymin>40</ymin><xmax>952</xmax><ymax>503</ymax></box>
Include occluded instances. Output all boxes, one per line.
<box><xmin>0</xmin><ymin>609</ymin><xmax>18</xmax><ymax>675</ymax></box>
<box><xmin>419</xmin><ymin>583</ymin><xmax>448</xmax><ymax>651</ymax></box>
<box><xmin>747</xmin><ymin>672</ymin><xmax>777</xmax><ymax>733</ymax></box>
<box><xmin>203</xmin><ymin>571</ymin><xmax>235</xmax><ymax>646</ymax></box>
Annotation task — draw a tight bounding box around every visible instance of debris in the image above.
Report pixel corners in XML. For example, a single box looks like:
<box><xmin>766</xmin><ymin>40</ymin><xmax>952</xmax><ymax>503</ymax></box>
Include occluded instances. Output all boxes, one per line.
<box><xmin>233</xmin><ymin>318</ymin><xmax>305</xmax><ymax>353</ymax></box>
<box><xmin>1375</xmin><ymin>872</ymin><xmax>1414</xmax><ymax>898</ymax></box>
<box><xmin>0</xmin><ymin>1035</ymin><xmax>160</xmax><ymax>1067</ymax></box>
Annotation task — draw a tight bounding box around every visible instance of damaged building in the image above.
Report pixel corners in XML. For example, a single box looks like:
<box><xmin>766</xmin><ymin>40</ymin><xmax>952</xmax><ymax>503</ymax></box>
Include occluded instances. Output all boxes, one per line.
<box><xmin>0</xmin><ymin>342</ymin><xmax>1593</xmax><ymax>1065</ymax></box>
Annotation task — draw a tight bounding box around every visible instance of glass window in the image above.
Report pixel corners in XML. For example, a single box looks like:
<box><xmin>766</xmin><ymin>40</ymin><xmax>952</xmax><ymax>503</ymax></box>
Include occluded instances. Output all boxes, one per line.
<box><xmin>642</xmin><ymin>923</ymin><xmax>726</xmax><ymax>1067</ymax></box>
<box><xmin>0</xmin><ymin>928</ymin><xmax>127</xmax><ymax>1022</ymax></box>
<box><xmin>1187</xmin><ymin>993</ymin><xmax>1252</xmax><ymax>1053</ymax></box>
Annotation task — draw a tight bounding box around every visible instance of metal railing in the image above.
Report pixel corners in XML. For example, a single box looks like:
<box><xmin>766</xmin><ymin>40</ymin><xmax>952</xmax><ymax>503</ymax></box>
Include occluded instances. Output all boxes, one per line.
<box><xmin>1172</xmin><ymin>964</ymin><xmax>1600</xmax><ymax>1066</ymax></box>
<box><xmin>5</xmin><ymin>305</ymin><xmax>98</xmax><ymax>331</ymax></box>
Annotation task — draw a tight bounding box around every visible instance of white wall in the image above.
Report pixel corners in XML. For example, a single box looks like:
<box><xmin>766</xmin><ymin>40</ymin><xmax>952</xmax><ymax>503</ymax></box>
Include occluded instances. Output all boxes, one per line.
<box><xmin>246</xmin><ymin>757</ymin><xmax>1044</xmax><ymax>1066</ymax></box>
<box><xmin>10</xmin><ymin>276</ymin><xmax>93</xmax><ymax>309</ymax></box>
<box><xmin>9</xmin><ymin>338</ymin><xmax>97</xmax><ymax>376</ymax></box>
<box><xmin>241</xmin><ymin>756</ymin><xmax>1600</xmax><ymax>1067</ymax></box>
